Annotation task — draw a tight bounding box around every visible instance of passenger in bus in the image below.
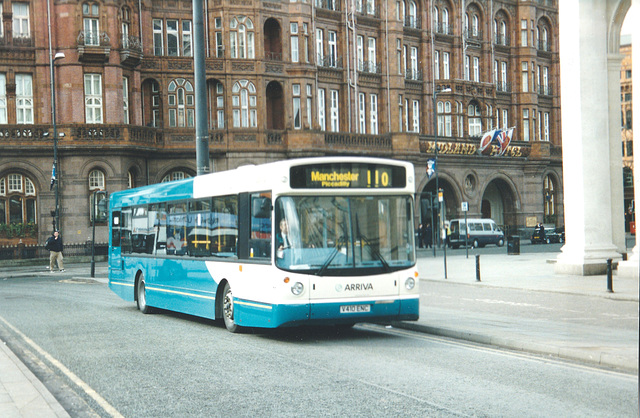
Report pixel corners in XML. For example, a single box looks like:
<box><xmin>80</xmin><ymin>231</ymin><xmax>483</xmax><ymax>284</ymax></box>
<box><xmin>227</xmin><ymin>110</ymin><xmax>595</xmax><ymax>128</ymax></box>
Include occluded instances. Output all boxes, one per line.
<box><xmin>166</xmin><ymin>230</ymin><xmax>185</xmax><ymax>255</ymax></box>
<box><xmin>276</xmin><ymin>219</ymin><xmax>291</xmax><ymax>256</ymax></box>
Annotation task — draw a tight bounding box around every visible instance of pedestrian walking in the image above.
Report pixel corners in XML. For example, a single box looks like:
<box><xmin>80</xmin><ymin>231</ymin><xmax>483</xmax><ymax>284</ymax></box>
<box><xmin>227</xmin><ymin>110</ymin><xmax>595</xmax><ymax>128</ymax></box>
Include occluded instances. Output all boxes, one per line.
<box><xmin>424</xmin><ymin>223</ymin><xmax>432</xmax><ymax>248</ymax></box>
<box><xmin>417</xmin><ymin>223</ymin><xmax>424</xmax><ymax>248</ymax></box>
<box><xmin>45</xmin><ymin>230</ymin><xmax>64</xmax><ymax>272</ymax></box>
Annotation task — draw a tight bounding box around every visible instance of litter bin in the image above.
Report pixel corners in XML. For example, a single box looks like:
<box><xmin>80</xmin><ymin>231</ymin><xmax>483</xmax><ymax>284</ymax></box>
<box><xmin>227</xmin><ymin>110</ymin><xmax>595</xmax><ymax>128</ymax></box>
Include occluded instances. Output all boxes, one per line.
<box><xmin>507</xmin><ymin>235</ymin><xmax>520</xmax><ymax>255</ymax></box>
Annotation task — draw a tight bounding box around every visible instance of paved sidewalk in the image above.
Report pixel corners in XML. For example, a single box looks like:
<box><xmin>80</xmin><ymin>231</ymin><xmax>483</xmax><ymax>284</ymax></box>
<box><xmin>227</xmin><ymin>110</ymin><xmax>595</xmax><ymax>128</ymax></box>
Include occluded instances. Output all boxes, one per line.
<box><xmin>395</xmin><ymin>249</ymin><xmax>639</xmax><ymax>373</ymax></box>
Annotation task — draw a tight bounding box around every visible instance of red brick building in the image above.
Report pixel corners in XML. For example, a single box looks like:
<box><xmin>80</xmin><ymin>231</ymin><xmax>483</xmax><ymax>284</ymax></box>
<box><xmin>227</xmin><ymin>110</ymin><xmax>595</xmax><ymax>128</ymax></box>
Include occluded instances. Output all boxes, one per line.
<box><xmin>0</xmin><ymin>0</ymin><xmax>562</xmax><ymax>244</ymax></box>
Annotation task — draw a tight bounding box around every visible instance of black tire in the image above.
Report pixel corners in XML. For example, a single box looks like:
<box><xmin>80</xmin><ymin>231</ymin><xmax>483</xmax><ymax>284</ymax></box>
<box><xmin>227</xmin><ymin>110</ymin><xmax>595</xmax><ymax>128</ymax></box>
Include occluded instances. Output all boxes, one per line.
<box><xmin>136</xmin><ymin>274</ymin><xmax>154</xmax><ymax>314</ymax></box>
<box><xmin>222</xmin><ymin>282</ymin><xmax>240</xmax><ymax>333</ymax></box>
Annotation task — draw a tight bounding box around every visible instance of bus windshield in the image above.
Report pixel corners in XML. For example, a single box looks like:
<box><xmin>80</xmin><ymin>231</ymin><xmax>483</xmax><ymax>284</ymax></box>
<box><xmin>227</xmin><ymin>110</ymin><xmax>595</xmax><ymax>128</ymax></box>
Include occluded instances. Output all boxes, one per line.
<box><xmin>275</xmin><ymin>195</ymin><xmax>415</xmax><ymax>276</ymax></box>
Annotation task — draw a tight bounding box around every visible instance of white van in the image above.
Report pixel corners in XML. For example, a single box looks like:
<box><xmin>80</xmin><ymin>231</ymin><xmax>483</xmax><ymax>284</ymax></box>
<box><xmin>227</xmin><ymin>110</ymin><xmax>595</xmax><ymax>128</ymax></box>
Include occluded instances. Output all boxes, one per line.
<box><xmin>447</xmin><ymin>218</ymin><xmax>505</xmax><ymax>248</ymax></box>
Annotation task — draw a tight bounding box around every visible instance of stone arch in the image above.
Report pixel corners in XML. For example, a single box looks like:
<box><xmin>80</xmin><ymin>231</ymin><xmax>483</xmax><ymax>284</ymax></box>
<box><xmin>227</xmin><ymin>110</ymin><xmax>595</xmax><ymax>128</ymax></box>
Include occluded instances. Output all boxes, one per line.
<box><xmin>264</xmin><ymin>18</ymin><xmax>282</xmax><ymax>60</ymax></box>
<box><xmin>479</xmin><ymin>173</ymin><xmax>519</xmax><ymax>233</ymax></box>
<box><xmin>419</xmin><ymin>173</ymin><xmax>462</xmax><ymax>244</ymax></box>
<box><xmin>266</xmin><ymin>80</ymin><xmax>285</xmax><ymax>130</ymax></box>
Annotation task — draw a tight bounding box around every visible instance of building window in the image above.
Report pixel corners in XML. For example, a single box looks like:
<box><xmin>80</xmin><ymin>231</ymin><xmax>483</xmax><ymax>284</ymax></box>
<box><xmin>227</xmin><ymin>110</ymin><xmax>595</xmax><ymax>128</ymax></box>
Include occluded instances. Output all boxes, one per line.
<box><xmin>293</xmin><ymin>84</ymin><xmax>301</xmax><ymax>129</ymax></box>
<box><xmin>121</xmin><ymin>7</ymin><xmax>130</xmax><ymax>48</ymax></box>
<box><xmin>302</xmin><ymin>23</ymin><xmax>310</xmax><ymax>63</ymax></box>
<box><xmin>368</xmin><ymin>37</ymin><xmax>377</xmax><ymax>70</ymax></box>
<box><xmin>165</xmin><ymin>19</ymin><xmax>192</xmax><ymax>56</ymax></box>
<box><xmin>230</xmin><ymin>16</ymin><xmax>255</xmax><ymax>59</ymax></box>
<box><xmin>232</xmin><ymin>80</ymin><xmax>257</xmax><ymax>128</ymax></box>
<box><xmin>215</xmin><ymin>18</ymin><xmax>224</xmax><ymax>58</ymax></box>
<box><xmin>84</xmin><ymin>74</ymin><xmax>103</xmax><ymax>123</ymax></box>
<box><xmin>153</xmin><ymin>19</ymin><xmax>163</xmax><ymax>56</ymax></box>
<box><xmin>89</xmin><ymin>169</ymin><xmax>105</xmax><ymax>191</ymax></box>
<box><xmin>502</xmin><ymin>109</ymin><xmax>508</xmax><ymax>129</ymax></box>
<box><xmin>443</xmin><ymin>52</ymin><xmax>450</xmax><ymax>79</ymax></box>
<box><xmin>410</xmin><ymin>47</ymin><xmax>418</xmax><ymax>79</ymax></box>
<box><xmin>358</xmin><ymin>93</ymin><xmax>366</xmax><ymax>133</ymax></box>
<box><xmin>213</xmin><ymin>82</ymin><xmax>225</xmax><ymax>129</ymax></box>
<box><xmin>123</xmin><ymin>77</ymin><xmax>130</xmax><ymax>124</ymax></box>
<box><xmin>291</xmin><ymin>22</ymin><xmax>299</xmax><ymax>63</ymax></box>
<box><xmin>162</xmin><ymin>171</ymin><xmax>191</xmax><ymax>183</ymax></box>
<box><xmin>437</xmin><ymin>101</ymin><xmax>444</xmax><ymax>136</ymax></box>
<box><xmin>357</xmin><ymin>36</ymin><xmax>364</xmax><ymax>71</ymax></box>
<box><xmin>16</xmin><ymin>74</ymin><xmax>33</xmax><ymax>124</ymax></box>
<box><xmin>398</xmin><ymin>95</ymin><xmax>404</xmax><ymax>132</ymax></box>
<box><xmin>396</xmin><ymin>39</ymin><xmax>402</xmax><ymax>75</ymax></box>
<box><xmin>0</xmin><ymin>73</ymin><xmax>6</xmax><ymax>124</ymax></box>
<box><xmin>434</xmin><ymin>51</ymin><xmax>440</xmax><ymax>80</ymax></box>
<box><xmin>521</xmin><ymin>62</ymin><xmax>528</xmax><ymax>92</ymax></box>
<box><xmin>444</xmin><ymin>101</ymin><xmax>452</xmax><ymax>137</ymax></box>
<box><xmin>0</xmin><ymin>173</ymin><xmax>37</xmax><ymax>225</ymax></box>
<box><xmin>523</xmin><ymin>109</ymin><xmax>530</xmax><ymax>141</ymax></box>
<box><xmin>13</xmin><ymin>2</ymin><xmax>30</xmax><ymax>39</ymax></box>
<box><xmin>168</xmin><ymin>78</ymin><xmax>194</xmax><ymax>127</ymax></box>
<box><xmin>306</xmin><ymin>84</ymin><xmax>313</xmax><ymax>129</ymax></box>
<box><xmin>328</xmin><ymin>31</ymin><xmax>338</xmax><ymax>67</ymax></box>
<box><xmin>544</xmin><ymin>175</ymin><xmax>555</xmax><ymax>221</ymax></box>
<box><xmin>468</xmin><ymin>103</ymin><xmax>482</xmax><ymax>136</ymax></box>
<box><xmin>543</xmin><ymin>112</ymin><xmax>550</xmax><ymax>141</ymax></box>
<box><xmin>82</xmin><ymin>2</ymin><xmax>100</xmax><ymax>46</ymax></box>
<box><xmin>318</xmin><ymin>88</ymin><xmax>326</xmax><ymax>130</ymax></box>
<box><xmin>127</xmin><ymin>170</ymin><xmax>134</xmax><ymax>189</ymax></box>
<box><xmin>316</xmin><ymin>29</ymin><xmax>324</xmax><ymax>64</ymax></box>
<box><xmin>412</xmin><ymin>100</ymin><xmax>420</xmax><ymax>133</ymax></box>
<box><xmin>457</xmin><ymin>101</ymin><xmax>464</xmax><ymax>137</ymax></box>
<box><xmin>370</xmin><ymin>94</ymin><xmax>378</xmax><ymax>134</ymax></box>
<box><xmin>464</xmin><ymin>55</ymin><xmax>470</xmax><ymax>80</ymax></box>
<box><xmin>521</xmin><ymin>19</ymin><xmax>528</xmax><ymax>47</ymax></box>
<box><xmin>330</xmin><ymin>89</ymin><xmax>339</xmax><ymax>132</ymax></box>
<box><xmin>473</xmin><ymin>56</ymin><xmax>479</xmax><ymax>82</ymax></box>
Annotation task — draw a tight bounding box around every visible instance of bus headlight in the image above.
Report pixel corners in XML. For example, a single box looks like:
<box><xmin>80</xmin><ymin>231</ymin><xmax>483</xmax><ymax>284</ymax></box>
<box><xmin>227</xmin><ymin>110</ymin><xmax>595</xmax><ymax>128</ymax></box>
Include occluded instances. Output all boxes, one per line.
<box><xmin>405</xmin><ymin>277</ymin><xmax>415</xmax><ymax>290</ymax></box>
<box><xmin>291</xmin><ymin>282</ymin><xmax>304</xmax><ymax>295</ymax></box>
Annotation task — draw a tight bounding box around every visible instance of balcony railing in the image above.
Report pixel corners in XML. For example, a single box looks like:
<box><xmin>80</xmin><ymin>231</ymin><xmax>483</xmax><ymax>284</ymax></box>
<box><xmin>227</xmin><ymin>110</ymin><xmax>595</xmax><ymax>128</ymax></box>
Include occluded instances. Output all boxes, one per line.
<box><xmin>121</xmin><ymin>35</ymin><xmax>142</xmax><ymax>52</ymax></box>
<box><xmin>265</xmin><ymin>51</ymin><xmax>283</xmax><ymax>61</ymax></box>
<box><xmin>358</xmin><ymin>60</ymin><xmax>382</xmax><ymax>74</ymax></box>
<box><xmin>494</xmin><ymin>34</ymin><xmax>511</xmax><ymax>47</ymax></box>
<box><xmin>496</xmin><ymin>82</ymin><xmax>512</xmax><ymax>93</ymax></box>
<box><xmin>434</xmin><ymin>23</ymin><xmax>451</xmax><ymax>35</ymax></box>
<box><xmin>537</xmin><ymin>84</ymin><xmax>553</xmax><ymax>96</ymax></box>
<box><xmin>405</xmin><ymin>69</ymin><xmax>423</xmax><ymax>81</ymax></box>
<box><xmin>315</xmin><ymin>0</ymin><xmax>341</xmax><ymax>11</ymax></box>
<box><xmin>404</xmin><ymin>16</ymin><xmax>421</xmax><ymax>29</ymax></box>
<box><xmin>464</xmin><ymin>28</ymin><xmax>483</xmax><ymax>42</ymax></box>
<box><xmin>317</xmin><ymin>55</ymin><xmax>342</xmax><ymax>69</ymax></box>
<box><xmin>77</xmin><ymin>30</ymin><xmax>110</xmax><ymax>47</ymax></box>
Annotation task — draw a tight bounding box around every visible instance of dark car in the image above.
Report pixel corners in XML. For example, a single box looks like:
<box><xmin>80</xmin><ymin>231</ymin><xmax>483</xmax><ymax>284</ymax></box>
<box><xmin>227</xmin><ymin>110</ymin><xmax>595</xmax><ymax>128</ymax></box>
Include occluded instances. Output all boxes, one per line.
<box><xmin>531</xmin><ymin>225</ymin><xmax>564</xmax><ymax>244</ymax></box>
<box><xmin>546</xmin><ymin>226</ymin><xmax>564</xmax><ymax>244</ymax></box>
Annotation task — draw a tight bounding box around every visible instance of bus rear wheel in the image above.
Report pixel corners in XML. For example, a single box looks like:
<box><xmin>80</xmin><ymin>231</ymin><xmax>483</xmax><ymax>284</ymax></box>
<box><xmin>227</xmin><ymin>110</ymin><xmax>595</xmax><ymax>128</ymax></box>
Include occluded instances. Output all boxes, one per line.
<box><xmin>136</xmin><ymin>274</ymin><xmax>154</xmax><ymax>314</ymax></box>
<box><xmin>222</xmin><ymin>282</ymin><xmax>239</xmax><ymax>333</ymax></box>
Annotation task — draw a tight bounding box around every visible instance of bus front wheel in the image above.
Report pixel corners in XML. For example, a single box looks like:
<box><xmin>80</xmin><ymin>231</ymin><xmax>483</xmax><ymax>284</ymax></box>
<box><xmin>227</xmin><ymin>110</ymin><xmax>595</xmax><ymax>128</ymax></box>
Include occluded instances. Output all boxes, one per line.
<box><xmin>136</xmin><ymin>274</ymin><xmax>154</xmax><ymax>314</ymax></box>
<box><xmin>222</xmin><ymin>282</ymin><xmax>239</xmax><ymax>333</ymax></box>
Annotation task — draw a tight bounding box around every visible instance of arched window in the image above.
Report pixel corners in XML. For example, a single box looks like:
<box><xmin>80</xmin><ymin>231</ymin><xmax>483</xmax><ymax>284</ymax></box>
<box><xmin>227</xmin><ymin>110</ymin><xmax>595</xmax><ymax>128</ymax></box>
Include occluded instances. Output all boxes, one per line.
<box><xmin>544</xmin><ymin>175</ymin><xmax>556</xmax><ymax>222</ymax></box>
<box><xmin>127</xmin><ymin>170</ymin><xmax>134</xmax><ymax>189</ymax></box>
<box><xmin>168</xmin><ymin>78</ymin><xmax>194</xmax><ymax>127</ymax></box>
<box><xmin>433</xmin><ymin>6</ymin><xmax>439</xmax><ymax>29</ymax></box>
<box><xmin>0</xmin><ymin>173</ymin><xmax>37</xmax><ymax>225</ymax></box>
<box><xmin>89</xmin><ymin>170</ymin><xmax>105</xmax><ymax>191</ymax></box>
<box><xmin>162</xmin><ymin>171</ymin><xmax>192</xmax><ymax>183</ymax></box>
<box><xmin>232</xmin><ymin>80</ymin><xmax>257</xmax><ymax>128</ymax></box>
<box><xmin>467</xmin><ymin>103</ymin><xmax>482</xmax><ymax>136</ymax></box>
<box><xmin>472</xmin><ymin>15</ymin><xmax>479</xmax><ymax>37</ymax></box>
<box><xmin>230</xmin><ymin>16</ymin><xmax>255</xmax><ymax>59</ymax></box>
<box><xmin>442</xmin><ymin>8</ymin><xmax>449</xmax><ymax>33</ymax></box>
<box><xmin>408</xmin><ymin>1</ymin><xmax>417</xmax><ymax>27</ymax></box>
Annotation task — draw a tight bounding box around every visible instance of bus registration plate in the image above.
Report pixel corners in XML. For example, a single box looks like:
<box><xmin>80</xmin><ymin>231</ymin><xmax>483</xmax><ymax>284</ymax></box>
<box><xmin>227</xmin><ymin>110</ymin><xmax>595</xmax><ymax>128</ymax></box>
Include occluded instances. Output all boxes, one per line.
<box><xmin>340</xmin><ymin>304</ymin><xmax>371</xmax><ymax>314</ymax></box>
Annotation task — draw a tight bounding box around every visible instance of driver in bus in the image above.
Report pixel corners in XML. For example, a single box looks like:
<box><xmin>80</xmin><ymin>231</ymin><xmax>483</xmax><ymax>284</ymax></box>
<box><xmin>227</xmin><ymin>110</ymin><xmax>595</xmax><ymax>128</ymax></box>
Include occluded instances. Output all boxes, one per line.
<box><xmin>277</xmin><ymin>219</ymin><xmax>291</xmax><ymax>257</ymax></box>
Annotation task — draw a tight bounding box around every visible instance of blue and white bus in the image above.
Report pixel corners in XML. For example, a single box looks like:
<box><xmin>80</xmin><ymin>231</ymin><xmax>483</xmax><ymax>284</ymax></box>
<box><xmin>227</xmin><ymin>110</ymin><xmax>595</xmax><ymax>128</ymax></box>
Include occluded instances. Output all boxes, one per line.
<box><xmin>108</xmin><ymin>157</ymin><xmax>419</xmax><ymax>332</ymax></box>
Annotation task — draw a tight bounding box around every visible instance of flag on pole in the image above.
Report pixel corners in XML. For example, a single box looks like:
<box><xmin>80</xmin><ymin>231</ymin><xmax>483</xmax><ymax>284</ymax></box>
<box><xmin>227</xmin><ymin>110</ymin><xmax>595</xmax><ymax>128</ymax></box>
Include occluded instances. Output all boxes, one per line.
<box><xmin>50</xmin><ymin>163</ymin><xmax>56</xmax><ymax>191</ymax></box>
<box><xmin>477</xmin><ymin>127</ymin><xmax>515</xmax><ymax>156</ymax></box>
<box><xmin>426</xmin><ymin>159</ymin><xmax>436</xmax><ymax>179</ymax></box>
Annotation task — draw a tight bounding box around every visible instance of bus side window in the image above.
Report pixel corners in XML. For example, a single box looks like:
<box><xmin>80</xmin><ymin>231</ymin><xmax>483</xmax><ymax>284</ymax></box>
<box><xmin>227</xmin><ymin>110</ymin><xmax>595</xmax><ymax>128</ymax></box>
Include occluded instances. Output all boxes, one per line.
<box><xmin>250</xmin><ymin>192</ymin><xmax>272</xmax><ymax>258</ymax></box>
<box><xmin>121</xmin><ymin>208</ymin><xmax>133</xmax><ymax>254</ymax></box>
<box><xmin>111</xmin><ymin>211</ymin><xmax>121</xmax><ymax>247</ymax></box>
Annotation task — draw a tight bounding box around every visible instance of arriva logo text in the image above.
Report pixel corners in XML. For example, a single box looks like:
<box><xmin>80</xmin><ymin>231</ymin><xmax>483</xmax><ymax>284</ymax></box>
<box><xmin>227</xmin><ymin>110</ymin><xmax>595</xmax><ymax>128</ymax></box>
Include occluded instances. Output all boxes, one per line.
<box><xmin>344</xmin><ymin>283</ymin><xmax>373</xmax><ymax>291</ymax></box>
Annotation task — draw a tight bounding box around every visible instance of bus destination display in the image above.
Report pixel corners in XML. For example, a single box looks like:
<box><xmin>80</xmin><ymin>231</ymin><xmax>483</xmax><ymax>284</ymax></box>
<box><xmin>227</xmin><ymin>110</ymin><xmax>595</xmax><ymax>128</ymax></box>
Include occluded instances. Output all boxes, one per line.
<box><xmin>290</xmin><ymin>163</ymin><xmax>406</xmax><ymax>189</ymax></box>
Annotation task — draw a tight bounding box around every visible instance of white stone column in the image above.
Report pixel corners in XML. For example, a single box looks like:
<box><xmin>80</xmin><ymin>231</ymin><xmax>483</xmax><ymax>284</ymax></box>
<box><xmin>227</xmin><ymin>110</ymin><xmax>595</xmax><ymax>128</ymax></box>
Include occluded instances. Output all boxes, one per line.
<box><xmin>556</xmin><ymin>0</ymin><xmax>622</xmax><ymax>275</ymax></box>
<box><xmin>618</xmin><ymin>0</ymin><xmax>640</xmax><ymax>279</ymax></box>
<box><xmin>608</xmin><ymin>52</ymin><xmax>626</xmax><ymax>253</ymax></box>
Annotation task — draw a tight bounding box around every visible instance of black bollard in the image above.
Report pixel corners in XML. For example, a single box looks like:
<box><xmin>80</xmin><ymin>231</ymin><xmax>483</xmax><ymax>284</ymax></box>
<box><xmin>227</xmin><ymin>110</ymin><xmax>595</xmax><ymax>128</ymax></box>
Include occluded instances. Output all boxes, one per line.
<box><xmin>606</xmin><ymin>258</ymin><xmax>613</xmax><ymax>293</ymax></box>
<box><xmin>475</xmin><ymin>254</ymin><xmax>481</xmax><ymax>282</ymax></box>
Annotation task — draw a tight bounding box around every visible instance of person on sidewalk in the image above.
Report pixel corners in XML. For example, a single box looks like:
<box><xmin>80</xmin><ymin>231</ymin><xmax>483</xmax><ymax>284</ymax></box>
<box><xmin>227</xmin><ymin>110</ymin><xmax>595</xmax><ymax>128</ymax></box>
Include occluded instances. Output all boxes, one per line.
<box><xmin>45</xmin><ymin>231</ymin><xmax>64</xmax><ymax>273</ymax></box>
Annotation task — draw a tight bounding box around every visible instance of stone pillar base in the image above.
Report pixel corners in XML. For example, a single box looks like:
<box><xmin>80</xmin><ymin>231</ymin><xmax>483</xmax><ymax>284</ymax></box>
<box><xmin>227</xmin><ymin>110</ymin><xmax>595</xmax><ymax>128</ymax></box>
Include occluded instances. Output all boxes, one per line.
<box><xmin>555</xmin><ymin>245</ymin><xmax>622</xmax><ymax>276</ymax></box>
<box><xmin>617</xmin><ymin>247</ymin><xmax>639</xmax><ymax>279</ymax></box>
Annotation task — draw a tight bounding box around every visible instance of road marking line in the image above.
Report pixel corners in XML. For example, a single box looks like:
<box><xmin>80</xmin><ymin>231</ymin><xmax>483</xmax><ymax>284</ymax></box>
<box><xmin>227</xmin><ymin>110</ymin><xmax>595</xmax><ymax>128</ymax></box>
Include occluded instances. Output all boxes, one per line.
<box><xmin>0</xmin><ymin>315</ymin><xmax>124</xmax><ymax>418</ymax></box>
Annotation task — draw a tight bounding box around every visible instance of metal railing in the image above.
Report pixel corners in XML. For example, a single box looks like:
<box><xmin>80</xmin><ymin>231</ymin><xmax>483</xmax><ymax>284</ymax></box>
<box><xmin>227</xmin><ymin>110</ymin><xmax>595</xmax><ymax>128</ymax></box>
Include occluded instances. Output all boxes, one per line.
<box><xmin>0</xmin><ymin>242</ymin><xmax>108</xmax><ymax>261</ymax></box>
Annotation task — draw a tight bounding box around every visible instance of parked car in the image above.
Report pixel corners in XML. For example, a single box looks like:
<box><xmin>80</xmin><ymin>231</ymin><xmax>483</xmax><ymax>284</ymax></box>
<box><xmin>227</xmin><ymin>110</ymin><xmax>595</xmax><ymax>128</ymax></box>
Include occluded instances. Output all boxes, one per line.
<box><xmin>531</xmin><ymin>224</ymin><xmax>563</xmax><ymax>244</ymax></box>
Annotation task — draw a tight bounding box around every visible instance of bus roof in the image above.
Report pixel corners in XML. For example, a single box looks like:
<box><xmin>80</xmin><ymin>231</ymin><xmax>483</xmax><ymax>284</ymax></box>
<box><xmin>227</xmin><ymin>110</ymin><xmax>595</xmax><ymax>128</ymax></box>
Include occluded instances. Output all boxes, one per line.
<box><xmin>110</xmin><ymin>156</ymin><xmax>415</xmax><ymax>209</ymax></box>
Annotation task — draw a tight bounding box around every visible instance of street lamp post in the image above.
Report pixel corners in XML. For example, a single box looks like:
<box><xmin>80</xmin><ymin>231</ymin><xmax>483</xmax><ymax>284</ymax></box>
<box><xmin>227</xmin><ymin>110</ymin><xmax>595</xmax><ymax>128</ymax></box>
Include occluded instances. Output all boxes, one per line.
<box><xmin>47</xmin><ymin>0</ymin><xmax>64</xmax><ymax>231</ymax></box>
<box><xmin>433</xmin><ymin>86</ymin><xmax>451</xmax><ymax>278</ymax></box>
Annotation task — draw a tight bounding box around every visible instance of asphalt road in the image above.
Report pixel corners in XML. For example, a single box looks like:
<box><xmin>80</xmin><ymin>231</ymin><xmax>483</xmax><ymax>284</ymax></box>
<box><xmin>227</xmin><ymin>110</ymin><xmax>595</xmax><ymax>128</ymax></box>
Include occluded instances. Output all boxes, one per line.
<box><xmin>0</xmin><ymin>274</ymin><xmax>637</xmax><ymax>417</ymax></box>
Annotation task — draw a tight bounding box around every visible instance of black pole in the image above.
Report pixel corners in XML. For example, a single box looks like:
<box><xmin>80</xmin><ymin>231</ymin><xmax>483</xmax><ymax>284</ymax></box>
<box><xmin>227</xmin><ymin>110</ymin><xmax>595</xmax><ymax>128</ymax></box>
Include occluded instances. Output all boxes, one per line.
<box><xmin>475</xmin><ymin>254</ymin><xmax>481</xmax><ymax>282</ymax></box>
<box><xmin>91</xmin><ymin>190</ymin><xmax>96</xmax><ymax>278</ymax></box>
<box><xmin>193</xmin><ymin>0</ymin><xmax>210</xmax><ymax>176</ymax></box>
<box><xmin>606</xmin><ymin>258</ymin><xmax>613</xmax><ymax>293</ymax></box>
